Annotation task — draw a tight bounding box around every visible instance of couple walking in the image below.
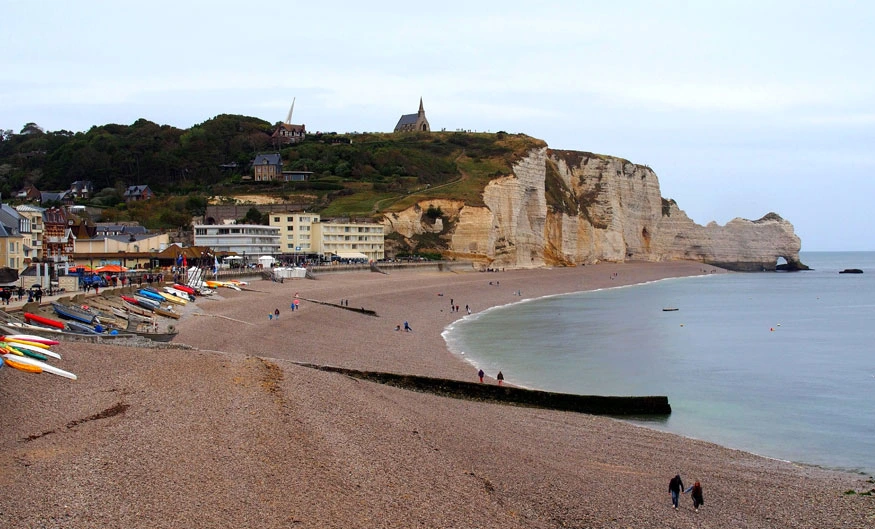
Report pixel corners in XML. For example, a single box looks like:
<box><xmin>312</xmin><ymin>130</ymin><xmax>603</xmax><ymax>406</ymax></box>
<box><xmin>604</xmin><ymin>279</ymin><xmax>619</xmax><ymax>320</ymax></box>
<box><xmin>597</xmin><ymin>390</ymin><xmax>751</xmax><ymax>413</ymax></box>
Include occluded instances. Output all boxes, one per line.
<box><xmin>669</xmin><ymin>474</ymin><xmax>704</xmax><ymax>512</ymax></box>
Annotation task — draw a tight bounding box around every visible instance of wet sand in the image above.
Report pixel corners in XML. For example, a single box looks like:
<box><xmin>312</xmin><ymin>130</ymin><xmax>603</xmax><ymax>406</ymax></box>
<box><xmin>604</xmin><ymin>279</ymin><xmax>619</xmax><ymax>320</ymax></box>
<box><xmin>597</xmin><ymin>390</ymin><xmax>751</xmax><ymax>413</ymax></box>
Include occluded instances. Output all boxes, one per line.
<box><xmin>1</xmin><ymin>261</ymin><xmax>872</xmax><ymax>528</ymax></box>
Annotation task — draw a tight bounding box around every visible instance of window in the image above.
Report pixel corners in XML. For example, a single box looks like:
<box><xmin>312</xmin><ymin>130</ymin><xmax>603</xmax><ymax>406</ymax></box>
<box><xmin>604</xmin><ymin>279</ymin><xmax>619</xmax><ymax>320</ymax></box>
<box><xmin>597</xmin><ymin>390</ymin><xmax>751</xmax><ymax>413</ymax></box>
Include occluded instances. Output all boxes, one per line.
<box><xmin>287</xmin><ymin>225</ymin><xmax>294</xmax><ymax>231</ymax></box>
<box><xmin>274</xmin><ymin>217</ymin><xmax>280</xmax><ymax>222</ymax></box>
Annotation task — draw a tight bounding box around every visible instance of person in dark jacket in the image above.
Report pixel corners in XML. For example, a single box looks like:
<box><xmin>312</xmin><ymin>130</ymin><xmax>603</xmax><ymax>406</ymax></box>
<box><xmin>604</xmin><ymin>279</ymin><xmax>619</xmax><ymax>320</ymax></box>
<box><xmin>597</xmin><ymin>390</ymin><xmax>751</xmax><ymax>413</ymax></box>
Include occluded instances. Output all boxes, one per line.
<box><xmin>668</xmin><ymin>474</ymin><xmax>684</xmax><ymax>509</ymax></box>
<box><xmin>690</xmin><ymin>481</ymin><xmax>704</xmax><ymax>512</ymax></box>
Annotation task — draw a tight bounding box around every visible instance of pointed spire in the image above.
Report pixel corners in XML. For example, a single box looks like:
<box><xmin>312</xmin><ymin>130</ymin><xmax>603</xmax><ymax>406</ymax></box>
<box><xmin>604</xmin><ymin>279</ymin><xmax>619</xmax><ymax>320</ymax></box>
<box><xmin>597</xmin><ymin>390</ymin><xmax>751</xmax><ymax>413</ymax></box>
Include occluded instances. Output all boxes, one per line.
<box><xmin>418</xmin><ymin>97</ymin><xmax>424</xmax><ymax>115</ymax></box>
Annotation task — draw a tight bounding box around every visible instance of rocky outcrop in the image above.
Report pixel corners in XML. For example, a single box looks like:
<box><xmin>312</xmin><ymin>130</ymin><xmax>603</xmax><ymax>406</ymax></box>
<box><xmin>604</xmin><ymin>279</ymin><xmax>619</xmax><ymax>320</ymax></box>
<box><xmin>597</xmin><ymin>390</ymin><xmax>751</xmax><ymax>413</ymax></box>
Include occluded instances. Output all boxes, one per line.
<box><xmin>382</xmin><ymin>147</ymin><xmax>806</xmax><ymax>272</ymax></box>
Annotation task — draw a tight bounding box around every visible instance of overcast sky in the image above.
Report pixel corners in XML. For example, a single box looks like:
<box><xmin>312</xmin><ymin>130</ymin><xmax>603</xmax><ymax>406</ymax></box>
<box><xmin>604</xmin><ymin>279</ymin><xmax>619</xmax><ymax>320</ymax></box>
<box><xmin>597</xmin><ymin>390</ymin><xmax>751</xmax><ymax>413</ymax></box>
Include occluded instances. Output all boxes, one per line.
<box><xmin>3</xmin><ymin>1</ymin><xmax>873</xmax><ymax>251</ymax></box>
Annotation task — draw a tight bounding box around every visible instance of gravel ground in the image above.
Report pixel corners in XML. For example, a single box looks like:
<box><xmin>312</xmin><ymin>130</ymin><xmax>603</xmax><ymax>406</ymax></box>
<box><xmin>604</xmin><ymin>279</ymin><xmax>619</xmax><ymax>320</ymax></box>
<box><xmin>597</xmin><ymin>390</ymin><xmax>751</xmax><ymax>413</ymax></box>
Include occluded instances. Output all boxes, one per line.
<box><xmin>1</xmin><ymin>262</ymin><xmax>872</xmax><ymax>528</ymax></box>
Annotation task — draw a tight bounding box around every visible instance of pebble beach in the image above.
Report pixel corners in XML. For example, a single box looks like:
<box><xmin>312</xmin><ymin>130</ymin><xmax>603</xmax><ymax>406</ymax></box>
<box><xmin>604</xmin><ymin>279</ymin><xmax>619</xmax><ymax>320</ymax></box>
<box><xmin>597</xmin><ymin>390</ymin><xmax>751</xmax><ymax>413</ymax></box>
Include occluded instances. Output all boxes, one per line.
<box><xmin>1</xmin><ymin>261</ymin><xmax>872</xmax><ymax>528</ymax></box>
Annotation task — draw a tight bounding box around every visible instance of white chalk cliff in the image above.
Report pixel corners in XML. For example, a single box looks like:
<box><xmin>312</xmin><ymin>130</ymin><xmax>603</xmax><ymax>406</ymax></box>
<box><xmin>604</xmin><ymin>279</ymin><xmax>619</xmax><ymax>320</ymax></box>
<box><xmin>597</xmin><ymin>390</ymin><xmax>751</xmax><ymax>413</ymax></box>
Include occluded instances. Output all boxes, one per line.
<box><xmin>382</xmin><ymin>147</ymin><xmax>805</xmax><ymax>271</ymax></box>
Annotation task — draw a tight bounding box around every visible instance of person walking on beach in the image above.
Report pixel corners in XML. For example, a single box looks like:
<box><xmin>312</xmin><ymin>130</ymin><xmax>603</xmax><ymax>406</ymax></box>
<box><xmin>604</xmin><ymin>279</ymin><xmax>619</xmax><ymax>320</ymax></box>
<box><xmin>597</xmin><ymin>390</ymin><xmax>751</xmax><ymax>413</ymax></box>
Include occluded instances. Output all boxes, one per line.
<box><xmin>497</xmin><ymin>371</ymin><xmax>504</xmax><ymax>386</ymax></box>
<box><xmin>478</xmin><ymin>369</ymin><xmax>484</xmax><ymax>383</ymax></box>
<box><xmin>689</xmin><ymin>481</ymin><xmax>704</xmax><ymax>512</ymax></box>
<box><xmin>669</xmin><ymin>474</ymin><xmax>684</xmax><ymax>509</ymax></box>
<box><xmin>404</xmin><ymin>321</ymin><xmax>412</xmax><ymax>332</ymax></box>
<box><xmin>274</xmin><ymin>308</ymin><xmax>280</xmax><ymax>320</ymax></box>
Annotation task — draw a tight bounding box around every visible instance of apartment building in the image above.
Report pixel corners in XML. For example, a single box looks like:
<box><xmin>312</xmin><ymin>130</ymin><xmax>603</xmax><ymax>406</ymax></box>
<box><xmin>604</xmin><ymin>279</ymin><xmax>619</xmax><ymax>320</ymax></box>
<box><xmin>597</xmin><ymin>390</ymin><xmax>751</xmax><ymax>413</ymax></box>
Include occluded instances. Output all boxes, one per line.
<box><xmin>269</xmin><ymin>214</ymin><xmax>385</xmax><ymax>262</ymax></box>
<box><xmin>193</xmin><ymin>223</ymin><xmax>281</xmax><ymax>258</ymax></box>
<box><xmin>269</xmin><ymin>212</ymin><xmax>320</xmax><ymax>256</ymax></box>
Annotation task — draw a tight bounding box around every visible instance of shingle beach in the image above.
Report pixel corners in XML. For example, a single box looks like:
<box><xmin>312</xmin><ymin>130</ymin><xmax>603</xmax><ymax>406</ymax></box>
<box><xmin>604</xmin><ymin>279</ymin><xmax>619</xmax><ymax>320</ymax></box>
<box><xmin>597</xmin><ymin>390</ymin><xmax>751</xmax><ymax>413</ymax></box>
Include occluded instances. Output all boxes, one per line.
<box><xmin>1</xmin><ymin>261</ymin><xmax>872</xmax><ymax>528</ymax></box>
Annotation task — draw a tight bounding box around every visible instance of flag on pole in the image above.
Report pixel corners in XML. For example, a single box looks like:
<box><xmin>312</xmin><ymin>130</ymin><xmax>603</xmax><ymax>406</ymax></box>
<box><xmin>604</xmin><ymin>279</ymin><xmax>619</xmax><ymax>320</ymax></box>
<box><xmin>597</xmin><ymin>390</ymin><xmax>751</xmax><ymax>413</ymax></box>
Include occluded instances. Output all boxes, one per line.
<box><xmin>213</xmin><ymin>255</ymin><xmax>219</xmax><ymax>277</ymax></box>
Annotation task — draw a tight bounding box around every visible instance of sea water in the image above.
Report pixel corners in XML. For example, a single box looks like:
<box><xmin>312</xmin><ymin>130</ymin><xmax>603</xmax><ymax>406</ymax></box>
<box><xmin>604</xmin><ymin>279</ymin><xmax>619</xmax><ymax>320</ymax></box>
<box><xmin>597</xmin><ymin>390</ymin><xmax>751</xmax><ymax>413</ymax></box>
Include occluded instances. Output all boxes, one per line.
<box><xmin>443</xmin><ymin>252</ymin><xmax>875</xmax><ymax>475</ymax></box>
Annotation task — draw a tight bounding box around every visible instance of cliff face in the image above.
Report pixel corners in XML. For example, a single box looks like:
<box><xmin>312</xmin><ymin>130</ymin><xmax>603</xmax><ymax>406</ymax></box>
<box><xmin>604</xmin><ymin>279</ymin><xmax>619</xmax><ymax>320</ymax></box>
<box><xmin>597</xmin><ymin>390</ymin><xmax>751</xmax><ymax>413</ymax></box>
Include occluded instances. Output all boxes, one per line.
<box><xmin>382</xmin><ymin>147</ymin><xmax>805</xmax><ymax>271</ymax></box>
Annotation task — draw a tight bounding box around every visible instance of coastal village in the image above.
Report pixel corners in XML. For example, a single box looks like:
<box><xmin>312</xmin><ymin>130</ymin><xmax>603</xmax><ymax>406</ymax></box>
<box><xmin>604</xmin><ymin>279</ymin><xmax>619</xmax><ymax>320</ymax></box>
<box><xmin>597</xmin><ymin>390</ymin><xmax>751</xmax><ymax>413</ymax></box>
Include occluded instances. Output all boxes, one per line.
<box><xmin>0</xmin><ymin>102</ymin><xmax>872</xmax><ymax>528</ymax></box>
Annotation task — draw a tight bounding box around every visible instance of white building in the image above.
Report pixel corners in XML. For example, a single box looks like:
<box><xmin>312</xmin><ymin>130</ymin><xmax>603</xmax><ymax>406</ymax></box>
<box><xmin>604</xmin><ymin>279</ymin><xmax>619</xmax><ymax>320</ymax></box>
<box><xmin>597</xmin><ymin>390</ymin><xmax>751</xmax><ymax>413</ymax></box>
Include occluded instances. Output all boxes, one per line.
<box><xmin>193</xmin><ymin>224</ymin><xmax>281</xmax><ymax>258</ymax></box>
<box><xmin>268</xmin><ymin>214</ymin><xmax>385</xmax><ymax>261</ymax></box>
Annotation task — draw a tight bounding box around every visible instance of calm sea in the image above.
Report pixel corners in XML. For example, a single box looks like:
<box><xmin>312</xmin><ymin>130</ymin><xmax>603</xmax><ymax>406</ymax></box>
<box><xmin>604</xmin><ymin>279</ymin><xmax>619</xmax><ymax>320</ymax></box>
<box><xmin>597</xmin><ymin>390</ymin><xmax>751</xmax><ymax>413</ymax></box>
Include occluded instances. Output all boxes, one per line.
<box><xmin>443</xmin><ymin>252</ymin><xmax>875</xmax><ymax>475</ymax></box>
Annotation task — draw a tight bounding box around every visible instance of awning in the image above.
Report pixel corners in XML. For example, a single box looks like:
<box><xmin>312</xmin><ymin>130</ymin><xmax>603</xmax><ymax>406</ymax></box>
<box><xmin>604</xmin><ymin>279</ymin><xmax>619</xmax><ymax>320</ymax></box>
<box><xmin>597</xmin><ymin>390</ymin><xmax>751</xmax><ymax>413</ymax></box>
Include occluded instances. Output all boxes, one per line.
<box><xmin>335</xmin><ymin>252</ymin><xmax>368</xmax><ymax>260</ymax></box>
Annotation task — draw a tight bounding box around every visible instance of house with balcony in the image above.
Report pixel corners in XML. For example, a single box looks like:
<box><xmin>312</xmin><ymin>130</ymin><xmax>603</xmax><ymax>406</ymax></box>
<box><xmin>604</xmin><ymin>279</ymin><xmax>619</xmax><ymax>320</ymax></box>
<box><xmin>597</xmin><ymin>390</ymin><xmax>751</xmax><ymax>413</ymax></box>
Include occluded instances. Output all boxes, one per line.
<box><xmin>0</xmin><ymin>204</ymin><xmax>31</xmax><ymax>270</ymax></box>
<box><xmin>42</xmin><ymin>208</ymin><xmax>76</xmax><ymax>264</ymax></box>
<box><xmin>15</xmin><ymin>204</ymin><xmax>45</xmax><ymax>262</ymax></box>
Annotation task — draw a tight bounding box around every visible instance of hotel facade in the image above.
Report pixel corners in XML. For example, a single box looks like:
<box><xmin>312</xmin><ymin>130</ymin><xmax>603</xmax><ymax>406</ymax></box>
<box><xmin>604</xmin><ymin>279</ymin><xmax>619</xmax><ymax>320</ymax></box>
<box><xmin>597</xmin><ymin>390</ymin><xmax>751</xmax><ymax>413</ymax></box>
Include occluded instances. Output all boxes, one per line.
<box><xmin>268</xmin><ymin>213</ymin><xmax>385</xmax><ymax>261</ymax></box>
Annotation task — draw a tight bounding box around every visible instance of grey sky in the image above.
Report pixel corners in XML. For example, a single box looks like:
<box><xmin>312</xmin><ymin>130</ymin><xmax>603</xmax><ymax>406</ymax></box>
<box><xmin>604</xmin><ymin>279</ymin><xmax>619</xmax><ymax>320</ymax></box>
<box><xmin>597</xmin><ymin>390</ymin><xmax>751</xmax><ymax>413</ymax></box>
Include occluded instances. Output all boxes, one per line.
<box><xmin>3</xmin><ymin>1</ymin><xmax>873</xmax><ymax>250</ymax></box>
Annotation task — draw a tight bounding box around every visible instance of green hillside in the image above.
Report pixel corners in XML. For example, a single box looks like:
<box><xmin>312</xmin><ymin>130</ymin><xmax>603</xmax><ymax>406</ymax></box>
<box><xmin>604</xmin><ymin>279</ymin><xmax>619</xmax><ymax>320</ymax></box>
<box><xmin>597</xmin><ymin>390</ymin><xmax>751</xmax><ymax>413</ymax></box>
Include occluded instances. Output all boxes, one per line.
<box><xmin>0</xmin><ymin>119</ymin><xmax>545</xmax><ymax>228</ymax></box>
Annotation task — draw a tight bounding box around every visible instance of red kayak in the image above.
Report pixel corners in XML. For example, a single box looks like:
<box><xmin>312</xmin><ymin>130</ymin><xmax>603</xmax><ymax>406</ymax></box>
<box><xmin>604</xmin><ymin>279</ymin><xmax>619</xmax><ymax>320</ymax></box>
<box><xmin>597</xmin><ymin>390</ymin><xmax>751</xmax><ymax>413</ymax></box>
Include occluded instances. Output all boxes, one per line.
<box><xmin>121</xmin><ymin>295</ymin><xmax>145</xmax><ymax>308</ymax></box>
<box><xmin>173</xmin><ymin>284</ymin><xmax>196</xmax><ymax>295</ymax></box>
<box><xmin>23</xmin><ymin>312</ymin><xmax>66</xmax><ymax>329</ymax></box>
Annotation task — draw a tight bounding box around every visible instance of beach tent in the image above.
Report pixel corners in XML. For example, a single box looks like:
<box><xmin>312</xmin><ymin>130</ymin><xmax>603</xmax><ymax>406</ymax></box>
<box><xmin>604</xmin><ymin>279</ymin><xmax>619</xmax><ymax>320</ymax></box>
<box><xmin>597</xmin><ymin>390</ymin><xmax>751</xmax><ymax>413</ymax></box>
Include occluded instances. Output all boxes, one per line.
<box><xmin>96</xmin><ymin>264</ymin><xmax>128</xmax><ymax>273</ymax></box>
<box><xmin>257</xmin><ymin>255</ymin><xmax>276</xmax><ymax>266</ymax></box>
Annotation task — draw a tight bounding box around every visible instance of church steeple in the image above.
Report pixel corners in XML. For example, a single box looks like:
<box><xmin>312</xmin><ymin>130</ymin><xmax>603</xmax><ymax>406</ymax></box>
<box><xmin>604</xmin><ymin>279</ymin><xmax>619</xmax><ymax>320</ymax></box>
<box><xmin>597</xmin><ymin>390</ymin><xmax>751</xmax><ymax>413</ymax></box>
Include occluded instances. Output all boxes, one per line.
<box><xmin>418</xmin><ymin>97</ymin><xmax>424</xmax><ymax>115</ymax></box>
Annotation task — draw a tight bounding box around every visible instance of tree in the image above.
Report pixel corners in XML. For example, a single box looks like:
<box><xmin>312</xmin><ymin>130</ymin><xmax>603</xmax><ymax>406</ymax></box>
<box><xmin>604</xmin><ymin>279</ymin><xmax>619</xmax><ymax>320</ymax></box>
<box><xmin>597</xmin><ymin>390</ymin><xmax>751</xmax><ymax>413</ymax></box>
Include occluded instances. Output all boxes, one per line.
<box><xmin>20</xmin><ymin>123</ymin><xmax>44</xmax><ymax>135</ymax></box>
<box><xmin>185</xmin><ymin>195</ymin><xmax>208</xmax><ymax>218</ymax></box>
<box><xmin>242</xmin><ymin>207</ymin><xmax>264</xmax><ymax>224</ymax></box>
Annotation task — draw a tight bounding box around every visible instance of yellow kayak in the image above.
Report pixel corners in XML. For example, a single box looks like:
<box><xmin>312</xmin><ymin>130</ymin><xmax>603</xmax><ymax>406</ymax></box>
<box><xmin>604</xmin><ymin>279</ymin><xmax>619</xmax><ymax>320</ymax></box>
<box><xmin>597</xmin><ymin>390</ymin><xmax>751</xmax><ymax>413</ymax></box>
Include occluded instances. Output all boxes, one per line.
<box><xmin>2</xmin><ymin>337</ymin><xmax>50</xmax><ymax>349</ymax></box>
<box><xmin>156</xmin><ymin>291</ymin><xmax>187</xmax><ymax>305</ymax></box>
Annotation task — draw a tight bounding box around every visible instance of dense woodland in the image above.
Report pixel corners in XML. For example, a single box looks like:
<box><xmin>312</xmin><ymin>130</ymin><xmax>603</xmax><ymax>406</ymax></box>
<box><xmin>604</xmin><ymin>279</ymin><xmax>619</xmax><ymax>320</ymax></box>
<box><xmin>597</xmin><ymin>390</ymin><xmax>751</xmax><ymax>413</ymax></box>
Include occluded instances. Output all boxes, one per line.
<box><xmin>0</xmin><ymin>116</ymin><xmax>544</xmax><ymax>230</ymax></box>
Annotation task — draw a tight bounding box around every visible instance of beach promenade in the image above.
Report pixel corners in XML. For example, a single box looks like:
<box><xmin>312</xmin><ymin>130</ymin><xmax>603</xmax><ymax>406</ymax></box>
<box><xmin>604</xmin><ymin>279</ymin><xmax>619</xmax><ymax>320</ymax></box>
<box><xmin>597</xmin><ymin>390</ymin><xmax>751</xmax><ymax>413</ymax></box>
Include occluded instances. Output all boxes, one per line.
<box><xmin>0</xmin><ymin>261</ymin><xmax>871</xmax><ymax>528</ymax></box>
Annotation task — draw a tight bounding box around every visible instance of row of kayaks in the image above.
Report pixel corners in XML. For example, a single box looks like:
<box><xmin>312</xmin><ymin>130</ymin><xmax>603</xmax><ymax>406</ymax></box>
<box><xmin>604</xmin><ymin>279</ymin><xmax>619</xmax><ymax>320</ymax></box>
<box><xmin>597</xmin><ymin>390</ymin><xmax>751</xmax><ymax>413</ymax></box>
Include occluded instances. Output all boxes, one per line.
<box><xmin>1</xmin><ymin>334</ymin><xmax>76</xmax><ymax>380</ymax></box>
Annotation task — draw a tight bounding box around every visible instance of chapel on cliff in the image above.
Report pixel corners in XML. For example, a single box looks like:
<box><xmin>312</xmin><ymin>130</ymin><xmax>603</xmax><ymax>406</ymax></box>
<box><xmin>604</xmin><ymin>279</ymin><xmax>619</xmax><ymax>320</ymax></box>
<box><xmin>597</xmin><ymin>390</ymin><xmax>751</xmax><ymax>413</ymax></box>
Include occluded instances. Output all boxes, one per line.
<box><xmin>393</xmin><ymin>98</ymin><xmax>430</xmax><ymax>133</ymax></box>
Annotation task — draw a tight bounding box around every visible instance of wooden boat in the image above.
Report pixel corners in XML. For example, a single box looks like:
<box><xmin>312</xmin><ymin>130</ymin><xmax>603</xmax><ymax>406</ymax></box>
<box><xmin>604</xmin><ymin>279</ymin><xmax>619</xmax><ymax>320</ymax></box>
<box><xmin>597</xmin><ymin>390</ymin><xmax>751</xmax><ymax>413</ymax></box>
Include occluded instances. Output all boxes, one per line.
<box><xmin>111</xmin><ymin>306</ymin><xmax>153</xmax><ymax>324</ymax></box>
<box><xmin>52</xmin><ymin>302</ymin><xmax>98</xmax><ymax>324</ymax></box>
<box><xmin>153</xmin><ymin>306</ymin><xmax>180</xmax><ymax>320</ymax></box>
<box><xmin>24</xmin><ymin>312</ymin><xmax>66</xmax><ymax>329</ymax></box>
<box><xmin>125</xmin><ymin>321</ymin><xmax>178</xmax><ymax>342</ymax></box>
